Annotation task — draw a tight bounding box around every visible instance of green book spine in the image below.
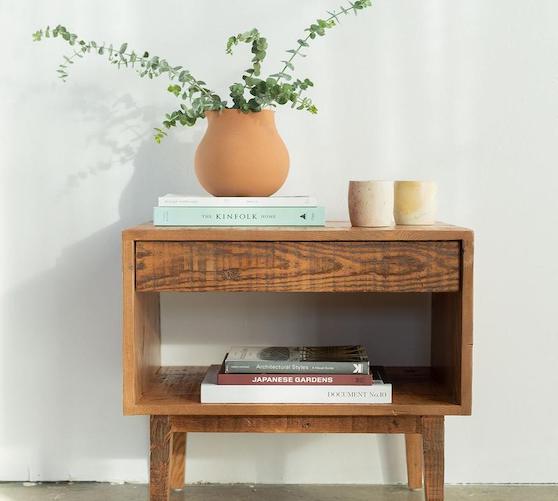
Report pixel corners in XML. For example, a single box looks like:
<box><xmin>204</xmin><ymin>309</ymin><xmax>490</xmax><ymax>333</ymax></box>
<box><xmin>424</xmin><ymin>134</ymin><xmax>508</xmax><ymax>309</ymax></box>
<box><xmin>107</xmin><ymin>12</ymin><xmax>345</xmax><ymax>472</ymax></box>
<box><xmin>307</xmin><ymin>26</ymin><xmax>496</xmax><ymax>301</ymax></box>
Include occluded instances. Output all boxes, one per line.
<box><xmin>153</xmin><ymin>206</ymin><xmax>325</xmax><ymax>226</ymax></box>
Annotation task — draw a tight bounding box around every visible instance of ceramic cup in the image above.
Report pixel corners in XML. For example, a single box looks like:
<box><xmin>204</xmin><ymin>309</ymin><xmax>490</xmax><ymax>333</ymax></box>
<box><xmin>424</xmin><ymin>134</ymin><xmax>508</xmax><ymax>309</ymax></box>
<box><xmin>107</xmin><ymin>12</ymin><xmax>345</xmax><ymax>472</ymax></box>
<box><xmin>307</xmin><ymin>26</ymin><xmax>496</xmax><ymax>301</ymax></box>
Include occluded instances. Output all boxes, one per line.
<box><xmin>394</xmin><ymin>180</ymin><xmax>437</xmax><ymax>225</ymax></box>
<box><xmin>348</xmin><ymin>180</ymin><xmax>394</xmax><ymax>227</ymax></box>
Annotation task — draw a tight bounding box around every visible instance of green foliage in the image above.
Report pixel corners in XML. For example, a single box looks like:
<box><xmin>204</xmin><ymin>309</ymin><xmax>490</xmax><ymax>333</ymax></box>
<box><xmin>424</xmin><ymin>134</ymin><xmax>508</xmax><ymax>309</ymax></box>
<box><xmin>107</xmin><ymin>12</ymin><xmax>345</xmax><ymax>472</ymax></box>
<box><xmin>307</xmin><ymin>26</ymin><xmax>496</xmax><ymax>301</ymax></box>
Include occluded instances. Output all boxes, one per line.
<box><xmin>225</xmin><ymin>28</ymin><xmax>269</xmax><ymax>112</ymax></box>
<box><xmin>33</xmin><ymin>0</ymin><xmax>372</xmax><ymax>141</ymax></box>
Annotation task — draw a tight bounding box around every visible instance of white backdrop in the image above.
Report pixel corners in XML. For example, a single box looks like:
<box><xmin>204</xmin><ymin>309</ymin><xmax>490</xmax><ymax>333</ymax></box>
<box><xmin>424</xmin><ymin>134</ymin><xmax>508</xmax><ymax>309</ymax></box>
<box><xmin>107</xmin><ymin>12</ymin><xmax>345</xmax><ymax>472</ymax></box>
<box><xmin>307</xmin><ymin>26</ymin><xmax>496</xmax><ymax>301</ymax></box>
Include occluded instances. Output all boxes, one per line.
<box><xmin>1</xmin><ymin>0</ymin><xmax>558</xmax><ymax>484</ymax></box>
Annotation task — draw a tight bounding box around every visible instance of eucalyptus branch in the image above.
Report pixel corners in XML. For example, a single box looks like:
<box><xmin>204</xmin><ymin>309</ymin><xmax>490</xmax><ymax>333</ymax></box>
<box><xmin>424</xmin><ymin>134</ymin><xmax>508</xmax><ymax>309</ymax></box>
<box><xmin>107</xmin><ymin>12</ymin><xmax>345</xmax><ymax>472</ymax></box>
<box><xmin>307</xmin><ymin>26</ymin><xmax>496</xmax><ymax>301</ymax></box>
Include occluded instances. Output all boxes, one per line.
<box><xmin>226</xmin><ymin>28</ymin><xmax>269</xmax><ymax>111</ymax></box>
<box><xmin>226</xmin><ymin>28</ymin><xmax>267</xmax><ymax>82</ymax></box>
<box><xmin>273</xmin><ymin>0</ymin><xmax>373</xmax><ymax>83</ymax></box>
<box><xmin>33</xmin><ymin>26</ymin><xmax>213</xmax><ymax>97</ymax></box>
<box><xmin>225</xmin><ymin>29</ymin><xmax>317</xmax><ymax>114</ymax></box>
<box><xmin>32</xmin><ymin>25</ymin><xmax>225</xmax><ymax>141</ymax></box>
<box><xmin>33</xmin><ymin>2</ymin><xmax>373</xmax><ymax>142</ymax></box>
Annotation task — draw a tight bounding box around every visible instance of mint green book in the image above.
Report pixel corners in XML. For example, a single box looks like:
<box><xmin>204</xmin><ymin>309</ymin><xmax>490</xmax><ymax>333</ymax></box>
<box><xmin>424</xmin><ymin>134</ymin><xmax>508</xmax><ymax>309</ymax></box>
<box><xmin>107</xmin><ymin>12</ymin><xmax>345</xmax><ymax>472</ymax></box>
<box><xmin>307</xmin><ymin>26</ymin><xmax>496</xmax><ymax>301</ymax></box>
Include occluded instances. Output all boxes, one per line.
<box><xmin>153</xmin><ymin>206</ymin><xmax>325</xmax><ymax>226</ymax></box>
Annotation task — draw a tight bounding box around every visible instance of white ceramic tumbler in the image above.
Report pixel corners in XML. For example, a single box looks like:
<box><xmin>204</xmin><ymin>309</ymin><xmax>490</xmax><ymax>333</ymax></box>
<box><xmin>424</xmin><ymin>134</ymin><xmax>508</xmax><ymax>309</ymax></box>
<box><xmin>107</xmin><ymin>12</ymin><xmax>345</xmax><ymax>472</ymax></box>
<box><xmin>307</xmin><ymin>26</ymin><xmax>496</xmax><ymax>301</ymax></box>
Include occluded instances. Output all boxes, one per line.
<box><xmin>348</xmin><ymin>180</ymin><xmax>394</xmax><ymax>227</ymax></box>
<box><xmin>394</xmin><ymin>180</ymin><xmax>437</xmax><ymax>225</ymax></box>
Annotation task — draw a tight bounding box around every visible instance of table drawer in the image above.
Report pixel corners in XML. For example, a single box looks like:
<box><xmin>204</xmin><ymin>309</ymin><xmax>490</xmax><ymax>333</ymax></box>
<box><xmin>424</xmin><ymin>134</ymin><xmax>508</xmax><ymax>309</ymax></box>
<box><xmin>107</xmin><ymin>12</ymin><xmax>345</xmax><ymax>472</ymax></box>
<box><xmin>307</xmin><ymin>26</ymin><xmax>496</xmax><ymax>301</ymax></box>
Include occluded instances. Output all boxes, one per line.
<box><xmin>134</xmin><ymin>240</ymin><xmax>460</xmax><ymax>293</ymax></box>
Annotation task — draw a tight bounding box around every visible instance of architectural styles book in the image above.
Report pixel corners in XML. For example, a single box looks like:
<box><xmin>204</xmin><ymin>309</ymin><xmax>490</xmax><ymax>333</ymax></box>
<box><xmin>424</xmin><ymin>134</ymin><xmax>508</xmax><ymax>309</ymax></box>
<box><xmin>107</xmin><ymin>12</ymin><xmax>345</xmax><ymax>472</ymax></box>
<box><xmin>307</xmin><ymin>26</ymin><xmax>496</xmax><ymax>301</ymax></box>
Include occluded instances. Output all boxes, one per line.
<box><xmin>224</xmin><ymin>346</ymin><xmax>370</xmax><ymax>375</ymax></box>
<box><xmin>201</xmin><ymin>365</ymin><xmax>391</xmax><ymax>404</ymax></box>
<box><xmin>153</xmin><ymin>206</ymin><xmax>325</xmax><ymax>227</ymax></box>
<box><xmin>158</xmin><ymin>194</ymin><xmax>317</xmax><ymax>207</ymax></box>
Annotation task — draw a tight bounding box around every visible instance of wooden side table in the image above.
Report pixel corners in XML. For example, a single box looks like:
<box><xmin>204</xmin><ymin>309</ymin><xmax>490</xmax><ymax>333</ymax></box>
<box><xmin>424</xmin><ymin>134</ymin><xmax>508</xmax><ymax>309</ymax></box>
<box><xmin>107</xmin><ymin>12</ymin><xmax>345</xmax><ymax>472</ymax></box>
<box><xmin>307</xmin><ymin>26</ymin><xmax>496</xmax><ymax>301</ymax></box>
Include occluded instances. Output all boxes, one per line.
<box><xmin>122</xmin><ymin>222</ymin><xmax>473</xmax><ymax>501</ymax></box>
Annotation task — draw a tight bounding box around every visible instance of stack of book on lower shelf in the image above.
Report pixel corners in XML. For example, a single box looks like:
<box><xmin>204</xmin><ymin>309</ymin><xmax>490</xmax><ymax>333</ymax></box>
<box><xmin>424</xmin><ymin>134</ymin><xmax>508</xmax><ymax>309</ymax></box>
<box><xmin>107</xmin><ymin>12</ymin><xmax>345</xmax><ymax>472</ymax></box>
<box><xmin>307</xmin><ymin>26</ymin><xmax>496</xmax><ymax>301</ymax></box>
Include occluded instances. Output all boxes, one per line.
<box><xmin>153</xmin><ymin>194</ymin><xmax>325</xmax><ymax>226</ymax></box>
<box><xmin>201</xmin><ymin>345</ymin><xmax>392</xmax><ymax>404</ymax></box>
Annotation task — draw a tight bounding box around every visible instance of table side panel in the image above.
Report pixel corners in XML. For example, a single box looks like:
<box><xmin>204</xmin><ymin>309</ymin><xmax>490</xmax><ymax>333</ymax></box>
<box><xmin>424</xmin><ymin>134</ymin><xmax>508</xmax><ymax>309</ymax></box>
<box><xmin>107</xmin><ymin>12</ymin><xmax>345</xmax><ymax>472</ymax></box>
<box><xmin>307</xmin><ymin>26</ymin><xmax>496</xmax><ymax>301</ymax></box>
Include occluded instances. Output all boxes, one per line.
<box><xmin>123</xmin><ymin>239</ymin><xmax>162</xmax><ymax>415</ymax></box>
<box><xmin>135</xmin><ymin>240</ymin><xmax>461</xmax><ymax>293</ymax></box>
<box><xmin>460</xmin><ymin>238</ymin><xmax>474</xmax><ymax>414</ymax></box>
<box><xmin>431</xmin><ymin>238</ymin><xmax>473</xmax><ymax>415</ymax></box>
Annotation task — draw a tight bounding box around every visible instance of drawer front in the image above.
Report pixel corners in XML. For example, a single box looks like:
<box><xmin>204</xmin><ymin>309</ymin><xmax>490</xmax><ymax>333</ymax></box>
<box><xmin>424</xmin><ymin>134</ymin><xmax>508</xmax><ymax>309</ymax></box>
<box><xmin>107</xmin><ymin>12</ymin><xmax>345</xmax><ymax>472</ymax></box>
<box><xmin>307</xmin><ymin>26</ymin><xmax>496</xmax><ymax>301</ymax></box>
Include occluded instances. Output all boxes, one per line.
<box><xmin>135</xmin><ymin>241</ymin><xmax>460</xmax><ymax>292</ymax></box>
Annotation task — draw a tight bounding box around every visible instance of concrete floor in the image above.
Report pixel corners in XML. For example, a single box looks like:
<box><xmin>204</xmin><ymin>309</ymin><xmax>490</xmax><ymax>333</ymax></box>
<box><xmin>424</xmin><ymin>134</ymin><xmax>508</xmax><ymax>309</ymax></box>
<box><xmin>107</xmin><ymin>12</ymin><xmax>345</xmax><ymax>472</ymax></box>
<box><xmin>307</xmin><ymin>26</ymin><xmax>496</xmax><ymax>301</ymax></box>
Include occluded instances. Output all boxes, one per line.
<box><xmin>0</xmin><ymin>483</ymin><xmax>557</xmax><ymax>501</ymax></box>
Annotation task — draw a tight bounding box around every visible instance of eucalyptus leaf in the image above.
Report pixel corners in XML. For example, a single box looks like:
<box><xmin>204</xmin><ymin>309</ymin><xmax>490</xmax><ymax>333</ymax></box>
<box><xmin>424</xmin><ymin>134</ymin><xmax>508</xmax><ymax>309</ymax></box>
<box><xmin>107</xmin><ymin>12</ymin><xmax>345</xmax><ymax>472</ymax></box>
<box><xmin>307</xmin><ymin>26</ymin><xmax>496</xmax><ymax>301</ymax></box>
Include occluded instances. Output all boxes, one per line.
<box><xmin>281</xmin><ymin>60</ymin><xmax>295</xmax><ymax>70</ymax></box>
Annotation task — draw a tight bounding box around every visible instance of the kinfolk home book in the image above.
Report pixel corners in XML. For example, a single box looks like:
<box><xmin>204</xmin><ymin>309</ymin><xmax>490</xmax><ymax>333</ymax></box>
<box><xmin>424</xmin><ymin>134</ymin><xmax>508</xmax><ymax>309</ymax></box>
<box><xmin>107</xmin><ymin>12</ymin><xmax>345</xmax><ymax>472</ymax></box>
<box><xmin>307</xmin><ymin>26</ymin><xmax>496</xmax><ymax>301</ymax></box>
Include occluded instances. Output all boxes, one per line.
<box><xmin>153</xmin><ymin>206</ymin><xmax>325</xmax><ymax>226</ymax></box>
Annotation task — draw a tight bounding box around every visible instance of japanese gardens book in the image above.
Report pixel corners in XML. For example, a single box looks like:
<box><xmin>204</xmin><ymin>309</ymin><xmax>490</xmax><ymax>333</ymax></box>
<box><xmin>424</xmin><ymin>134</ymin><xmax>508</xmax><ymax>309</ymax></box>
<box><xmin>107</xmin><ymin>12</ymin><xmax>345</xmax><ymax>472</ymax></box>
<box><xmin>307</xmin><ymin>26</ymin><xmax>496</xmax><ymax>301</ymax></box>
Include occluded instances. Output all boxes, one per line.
<box><xmin>224</xmin><ymin>346</ymin><xmax>370</xmax><ymax>375</ymax></box>
<box><xmin>217</xmin><ymin>371</ymin><xmax>373</xmax><ymax>385</ymax></box>
<box><xmin>201</xmin><ymin>365</ymin><xmax>391</xmax><ymax>404</ymax></box>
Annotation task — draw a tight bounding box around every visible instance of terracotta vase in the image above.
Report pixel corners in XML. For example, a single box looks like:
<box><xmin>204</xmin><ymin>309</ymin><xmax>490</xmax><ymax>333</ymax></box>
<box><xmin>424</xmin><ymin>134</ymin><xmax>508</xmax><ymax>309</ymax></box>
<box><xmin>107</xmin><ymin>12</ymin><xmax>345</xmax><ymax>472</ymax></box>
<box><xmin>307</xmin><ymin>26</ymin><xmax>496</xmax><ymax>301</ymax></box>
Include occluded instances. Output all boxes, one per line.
<box><xmin>194</xmin><ymin>109</ymin><xmax>289</xmax><ymax>196</ymax></box>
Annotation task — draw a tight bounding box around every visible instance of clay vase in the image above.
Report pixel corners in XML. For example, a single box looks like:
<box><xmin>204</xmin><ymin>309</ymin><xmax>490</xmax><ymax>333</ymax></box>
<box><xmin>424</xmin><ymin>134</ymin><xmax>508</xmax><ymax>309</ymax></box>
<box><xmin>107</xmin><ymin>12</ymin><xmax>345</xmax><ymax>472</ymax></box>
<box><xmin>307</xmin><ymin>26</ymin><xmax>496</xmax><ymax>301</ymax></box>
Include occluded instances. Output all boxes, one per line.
<box><xmin>194</xmin><ymin>109</ymin><xmax>289</xmax><ymax>196</ymax></box>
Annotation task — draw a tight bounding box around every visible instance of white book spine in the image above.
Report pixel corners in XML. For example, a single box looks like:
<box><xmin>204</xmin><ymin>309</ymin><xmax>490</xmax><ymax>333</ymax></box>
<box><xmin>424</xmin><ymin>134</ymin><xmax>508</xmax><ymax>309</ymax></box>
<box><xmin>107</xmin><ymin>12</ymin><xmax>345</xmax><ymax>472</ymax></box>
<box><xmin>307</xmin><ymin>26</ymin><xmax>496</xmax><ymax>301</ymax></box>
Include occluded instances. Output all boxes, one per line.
<box><xmin>158</xmin><ymin>196</ymin><xmax>317</xmax><ymax>207</ymax></box>
<box><xmin>201</xmin><ymin>366</ymin><xmax>391</xmax><ymax>404</ymax></box>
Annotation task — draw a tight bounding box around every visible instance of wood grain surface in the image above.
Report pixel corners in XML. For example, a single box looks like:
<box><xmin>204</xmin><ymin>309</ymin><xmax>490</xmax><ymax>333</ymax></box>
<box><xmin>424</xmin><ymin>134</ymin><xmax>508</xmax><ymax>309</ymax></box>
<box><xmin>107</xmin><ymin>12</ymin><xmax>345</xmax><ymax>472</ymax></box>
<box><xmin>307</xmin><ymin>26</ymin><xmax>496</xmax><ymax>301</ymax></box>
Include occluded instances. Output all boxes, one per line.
<box><xmin>431</xmin><ymin>292</ymin><xmax>461</xmax><ymax>404</ymax></box>
<box><xmin>460</xmin><ymin>238</ymin><xmax>474</xmax><ymax>414</ymax></box>
<box><xmin>135</xmin><ymin>241</ymin><xmax>460</xmax><ymax>293</ymax></box>
<box><xmin>405</xmin><ymin>433</ymin><xmax>424</xmax><ymax>490</ymax></box>
<box><xmin>150</xmin><ymin>415</ymin><xmax>172</xmax><ymax>501</ymax></box>
<box><xmin>122</xmin><ymin>239</ymin><xmax>161</xmax><ymax>413</ymax></box>
<box><xmin>124</xmin><ymin>221</ymin><xmax>473</xmax><ymax>242</ymax></box>
<box><xmin>170</xmin><ymin>432</ymin><xmax>186</xmax><ymax>490</ymax></box>
<box><xmin>422</xmin><ymin>416</ymin><xmax>445</xmax><ymax>501</ymax></box>
<box><xmin>170</xmin><ymin>415</ymin><xmax>420</xmax><ymax>434</ymax></box>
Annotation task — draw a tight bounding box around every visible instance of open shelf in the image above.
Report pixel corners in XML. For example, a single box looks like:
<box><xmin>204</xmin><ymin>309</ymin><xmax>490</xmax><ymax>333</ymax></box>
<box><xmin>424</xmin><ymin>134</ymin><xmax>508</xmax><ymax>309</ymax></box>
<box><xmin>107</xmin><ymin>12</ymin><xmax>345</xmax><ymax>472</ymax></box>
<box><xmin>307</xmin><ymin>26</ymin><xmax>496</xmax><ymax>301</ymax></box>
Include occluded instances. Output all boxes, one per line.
<box><xmin>124</xmin><ymin>224</ymin><xmax>473</xmax><ymax>419</ymax></box>
<box><xmin>132</xmin><ymin>366</ymin><xmax>464</xmax><ymax>416</ymax></box>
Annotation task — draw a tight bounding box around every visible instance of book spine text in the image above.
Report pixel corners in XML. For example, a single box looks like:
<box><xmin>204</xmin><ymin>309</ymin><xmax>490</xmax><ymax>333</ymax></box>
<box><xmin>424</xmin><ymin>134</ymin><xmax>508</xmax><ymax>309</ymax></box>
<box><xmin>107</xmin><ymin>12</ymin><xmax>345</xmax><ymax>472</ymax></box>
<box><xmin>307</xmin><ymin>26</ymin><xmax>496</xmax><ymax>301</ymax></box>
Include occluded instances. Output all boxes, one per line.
<box><xmin>224</xmin><ymin>360</ymin><xmax>370</xmax><ymax>375</ymax></box>
<box><xmin>201</xmin><ymin>383</ymin><xmax>391</xmax><ymax>404</ymax></box>
<box><xmin>217</xmin><ymin>373</ymin><xmax>373</xmax><ymax>385</ymax></box>
<box><xmin>153</xmin><ymin>206</ymin><xmax>325</xmax><ymax>226</ymax></box>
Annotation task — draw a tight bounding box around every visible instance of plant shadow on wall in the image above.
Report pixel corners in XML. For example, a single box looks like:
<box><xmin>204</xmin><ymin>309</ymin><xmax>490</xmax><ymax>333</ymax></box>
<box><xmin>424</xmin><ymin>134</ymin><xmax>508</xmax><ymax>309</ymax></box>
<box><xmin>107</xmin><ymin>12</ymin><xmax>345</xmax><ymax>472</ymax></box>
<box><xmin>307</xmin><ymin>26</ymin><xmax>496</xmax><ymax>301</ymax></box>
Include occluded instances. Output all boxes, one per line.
<box><xmin>0</xmin><ymin>86</ymin><xmax>202</xmax><ymax>478</ymax></box>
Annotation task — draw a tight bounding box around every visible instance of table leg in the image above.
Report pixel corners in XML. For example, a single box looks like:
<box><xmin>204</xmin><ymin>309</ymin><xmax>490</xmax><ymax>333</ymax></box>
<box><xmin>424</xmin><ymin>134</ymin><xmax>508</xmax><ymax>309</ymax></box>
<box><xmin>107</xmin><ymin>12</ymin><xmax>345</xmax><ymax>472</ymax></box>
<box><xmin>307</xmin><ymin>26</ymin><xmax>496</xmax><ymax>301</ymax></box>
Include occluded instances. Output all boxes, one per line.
<box><xmin>170</xmin><ymin>432</ymin><xmax>187</xmax><ymax>490</ymax></box>
<box><xmin>150</xmin><ymin>416</ymin><xmax>172</xmax><ymax>501</ymax></box>
<box><xmin>405</xmin><ymin>433</ymin><xmax>423</xmax><ymax>490</ymax></box>
<box><xmin>421</xmin><ymin>416</ymin><xmax>444</xmax><ymax>501</ymax></box>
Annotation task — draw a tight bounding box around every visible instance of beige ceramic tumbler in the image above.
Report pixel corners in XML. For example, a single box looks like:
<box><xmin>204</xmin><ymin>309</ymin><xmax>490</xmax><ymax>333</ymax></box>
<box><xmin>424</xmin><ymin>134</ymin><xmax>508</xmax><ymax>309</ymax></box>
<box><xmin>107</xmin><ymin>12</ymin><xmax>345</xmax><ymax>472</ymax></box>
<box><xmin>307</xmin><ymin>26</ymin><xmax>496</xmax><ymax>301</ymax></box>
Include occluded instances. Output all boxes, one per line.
<box><xmin>348</xmin><ymin>181</ymin><xmax>394</xmax><ymax>227</ymax></box>
<box><xmin>394</xmin><ymin>181</ymin><xmax>437</xmax><ymax>225</ymax></box>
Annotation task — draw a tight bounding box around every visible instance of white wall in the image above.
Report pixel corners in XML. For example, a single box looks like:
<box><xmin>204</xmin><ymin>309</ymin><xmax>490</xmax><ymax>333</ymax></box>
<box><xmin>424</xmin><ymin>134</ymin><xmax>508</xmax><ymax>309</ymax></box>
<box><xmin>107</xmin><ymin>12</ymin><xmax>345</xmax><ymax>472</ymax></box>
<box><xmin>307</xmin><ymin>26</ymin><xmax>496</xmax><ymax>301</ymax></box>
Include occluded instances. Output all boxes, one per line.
<box><xmin>1</xmin><ymin>0</ymin><xmax>558</xmax><ymax>484</ymax></box>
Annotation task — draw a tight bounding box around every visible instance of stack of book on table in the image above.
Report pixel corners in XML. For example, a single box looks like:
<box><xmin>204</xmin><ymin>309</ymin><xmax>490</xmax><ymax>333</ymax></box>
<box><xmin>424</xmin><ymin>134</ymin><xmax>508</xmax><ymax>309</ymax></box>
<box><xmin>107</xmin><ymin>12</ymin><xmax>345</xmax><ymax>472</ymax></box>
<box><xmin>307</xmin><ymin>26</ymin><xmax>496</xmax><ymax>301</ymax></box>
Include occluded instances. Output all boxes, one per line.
<box><xmin>154</xmin><ymin>194</ymin><xmax>325</xmax><ymax>226</ymax></box>
<box><xmin>201</xmin><ymin>345</ymin><xmax>392</xmax><ymax>404</ymax></box>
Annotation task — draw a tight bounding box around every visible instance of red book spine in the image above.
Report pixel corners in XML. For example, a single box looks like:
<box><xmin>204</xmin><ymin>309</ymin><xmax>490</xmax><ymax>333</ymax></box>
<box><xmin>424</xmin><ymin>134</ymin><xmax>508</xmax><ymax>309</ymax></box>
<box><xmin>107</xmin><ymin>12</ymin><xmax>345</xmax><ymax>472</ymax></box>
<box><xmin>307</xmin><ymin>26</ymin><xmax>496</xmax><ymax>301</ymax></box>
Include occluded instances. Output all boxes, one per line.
<box><xmin>216</xmin><ymin>373</ymin><xmax>373</xmax><ymax>385</ymax></box>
